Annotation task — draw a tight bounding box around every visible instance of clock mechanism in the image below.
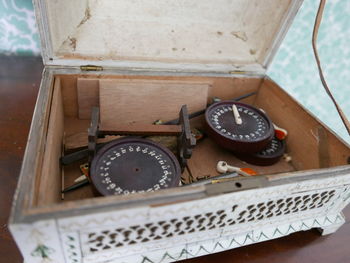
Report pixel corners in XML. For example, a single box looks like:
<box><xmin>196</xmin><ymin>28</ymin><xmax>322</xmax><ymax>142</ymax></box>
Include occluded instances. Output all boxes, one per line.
<box><xmin>205</xmin><ymin>101</ymin><xmax>274</xmax><ymax>153</ymax></box>
<box><xmin>87</xmin><ymin>105</ymin><xmax>195</xmax><ymax>196</ymax></box>
<box><xmin>60</xmin><ymin>92</ymin><xmax>288</xmax><ymax>196</ymax></box>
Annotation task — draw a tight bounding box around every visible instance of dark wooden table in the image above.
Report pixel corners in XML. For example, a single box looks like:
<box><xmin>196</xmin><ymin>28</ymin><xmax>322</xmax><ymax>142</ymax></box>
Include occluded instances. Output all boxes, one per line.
<box><xmin>1</xmin><ymin>56</ymin><xmax>349</xmax><ymax>263</ymax></box>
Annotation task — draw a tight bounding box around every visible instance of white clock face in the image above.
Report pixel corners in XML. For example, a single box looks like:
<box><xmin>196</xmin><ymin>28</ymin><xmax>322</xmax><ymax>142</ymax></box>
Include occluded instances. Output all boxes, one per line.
<box><xmin>208</xmin><ymin>104</ymin><xmax>270</xmax><ymax>142</ymax></box>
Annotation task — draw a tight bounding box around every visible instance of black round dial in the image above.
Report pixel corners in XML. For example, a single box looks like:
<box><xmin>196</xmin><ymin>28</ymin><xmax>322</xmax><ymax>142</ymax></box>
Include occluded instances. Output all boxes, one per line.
<box><xmin>90</xmin><ymin>137</ymin><xmax>181</xmax><ymax>196</ymax></box>
<box><xmin>237</xmin><ymin>137</ymin><xmax>286</xmax><ymax>166</ymax></box>
<box><xmin>205</xmin><ymin>101</ymin><xmax>274</xmax><ymax>153</ymax></box>
<box><xmin>259</xmin><ymin>137</ymin><xmax>284</xmax><ymax>156</ymax></box>
<box><xmin>209</xmin><ymin>104</ymin><xmax>269</xmax><ymax>141</ymax></box>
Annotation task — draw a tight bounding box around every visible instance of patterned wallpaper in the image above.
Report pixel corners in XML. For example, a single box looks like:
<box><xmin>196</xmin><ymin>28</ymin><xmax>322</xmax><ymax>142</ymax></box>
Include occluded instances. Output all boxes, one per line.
<box><xmin>268</xmin><ymin>0</ymin><xmax>350</xmax><ymax>144</ymax></box>
<box><xmin>0</xmin><ymin>0</ymin><xmax>349</xmax><ymax>142</ymax></box>
<box><xmin>0</xmin><ymin>0</ymin><xmax>40</xmax><ymax>55</ymax></box>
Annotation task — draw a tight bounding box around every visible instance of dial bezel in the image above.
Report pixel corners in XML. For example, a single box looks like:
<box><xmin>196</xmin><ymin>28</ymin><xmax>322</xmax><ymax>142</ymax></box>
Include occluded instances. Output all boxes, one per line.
<box><xmin>205</xmin><ymin>101</ymin><xmax>274</xmax><ymax>153</ymax></box>
<box><xmin>90</xmin><ymin>137</ymin><xmax>181</xmax><ymax>196</ymax></box>
<box><xmin>237</xmin><ymin>137</ymin><xmax>286</xmax><ymax>166</ymax></box>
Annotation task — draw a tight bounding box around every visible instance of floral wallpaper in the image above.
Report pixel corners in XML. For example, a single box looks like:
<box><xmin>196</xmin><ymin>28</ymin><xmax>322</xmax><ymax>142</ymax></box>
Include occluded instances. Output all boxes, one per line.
<box><xmin>0</xmin><ymin>0</ymin><xmax>349</xmax><ymax>142</ymax></box>
<box><xmin>0</xmin><ymin>0</ymin><xmax>40</xmax><ymax>55</ymax></box>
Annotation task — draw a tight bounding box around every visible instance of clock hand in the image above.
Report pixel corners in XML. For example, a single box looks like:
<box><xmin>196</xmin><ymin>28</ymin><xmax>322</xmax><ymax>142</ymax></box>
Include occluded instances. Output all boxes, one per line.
<box><xmin>232</xmin><ymin>104</ymin><xmax>242</xmax><ymax>125</ymax></box>
<box><xmin>164</xmin><ymin>91</ymin><xmax>256</xmax><ymax>125</ymax></box>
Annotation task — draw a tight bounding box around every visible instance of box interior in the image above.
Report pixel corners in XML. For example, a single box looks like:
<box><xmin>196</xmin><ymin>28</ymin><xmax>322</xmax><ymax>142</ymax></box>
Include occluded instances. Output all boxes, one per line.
<box><xmin>33</xmin><ymin>74</ymin><xmax>350</xmax><ymax>208</ymax></box>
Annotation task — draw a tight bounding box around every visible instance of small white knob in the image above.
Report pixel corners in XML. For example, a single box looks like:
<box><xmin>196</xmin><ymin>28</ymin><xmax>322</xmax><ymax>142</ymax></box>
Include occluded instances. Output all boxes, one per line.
<box><xmin>74</xmin><ymin>174</ymin><xmax>87</xmax><ymax>183</ymax></box>
<box><xmin>216</xmin><ymin>161</ymin><xmax>256</xmax><ymax>177</ymax></box>
<box><xmin>217</xmin><ymin>161</ymin><xmax>241</xmax><ymax>173</ymax></box>
<box><xmin>217</xmin><ymin>161</ymin><xmax>229</xmax><ymax>173</ymax></box>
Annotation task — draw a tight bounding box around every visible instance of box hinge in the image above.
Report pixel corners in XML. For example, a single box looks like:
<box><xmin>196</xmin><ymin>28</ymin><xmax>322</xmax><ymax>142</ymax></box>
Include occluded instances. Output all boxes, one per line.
<box><xmin>229</xmin><ymin>70</ymin><xmax>247</xmax><ymax>75</ymax></box>
<box><xmin>80</xmin><ymin>65</ymin><xmax>103</xmax><ymax>71</ymax></box>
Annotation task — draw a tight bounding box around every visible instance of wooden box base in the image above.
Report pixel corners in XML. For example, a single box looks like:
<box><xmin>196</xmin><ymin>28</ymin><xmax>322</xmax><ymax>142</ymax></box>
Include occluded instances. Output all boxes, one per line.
<box><xmin>10</xmin><ymin>68</ymin><xmax>350</xmax><ymax>263</ymax></box>
<box><xmin>36</xmin><ymin>71</ymin><xmax>350</xmax><ymax>205</ymax></box>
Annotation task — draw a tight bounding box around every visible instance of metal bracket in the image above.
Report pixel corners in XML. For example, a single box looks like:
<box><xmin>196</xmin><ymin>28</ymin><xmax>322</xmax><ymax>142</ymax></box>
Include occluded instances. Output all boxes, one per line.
<box><xmin>88</xmin><ymin>107</ymin><xmax>100</xmax><ymax>162</ymax></box>
<box><xmin>177</xmin><ymin>105</ymin><xmax>196</xmax><ymax>172</ymax></box>
<box><xmin>86</xmin><ymin>105</ymin><xmax>195</xmax><ymax>172</ymax></box>
<box><xmin>205</xmin><ymin>176</ymin><xmax>269</xmax><ymax>196</ymax></box>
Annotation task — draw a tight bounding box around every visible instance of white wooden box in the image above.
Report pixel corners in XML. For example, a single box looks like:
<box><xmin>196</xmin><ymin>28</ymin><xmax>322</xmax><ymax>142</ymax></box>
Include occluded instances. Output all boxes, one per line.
<box><xmin>9</xmin><ymin>1</ymin><xmax>350</xmax><ymax>263</ymax></box>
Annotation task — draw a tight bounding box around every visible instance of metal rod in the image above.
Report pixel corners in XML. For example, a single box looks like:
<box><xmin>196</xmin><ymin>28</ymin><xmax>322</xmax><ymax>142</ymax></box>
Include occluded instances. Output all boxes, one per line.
<box><xmin>164</xmin><ymin>91</ymin><xmax>257</xmax><ymax>125</ymax></box>
<box><xmin>60</xmin><ymin>143</ymin><xmax>105</xmax><ymax>165</ymax></box>
<box><xmin>60</xmin><ymin>91</ymin><xmax>257</xmax><ymax>165</ymax></box>
<box><xmin>183</xmin><ymin>172</ymin><xmax>239</xmax><ymax>186</ymax></box>
<box><xmin>61</xmin><ymin>179</ymin><xmax>90</xmax><ymax>193</ymax></box>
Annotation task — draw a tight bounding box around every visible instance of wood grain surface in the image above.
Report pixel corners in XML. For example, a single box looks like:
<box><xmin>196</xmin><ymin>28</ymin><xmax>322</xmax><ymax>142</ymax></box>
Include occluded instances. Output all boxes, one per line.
<box><xmin>1</xmin><ymin>56</ymin><xmax>350</xmax><ymax>263</ymax></box>
<box><xmin>99</xmin><ymin>79</ymin><xmax>209</xmax><ymax>126</ymax></box>
<box><xmin>77</xmin><ymin>78</ymin><xmax>99</xmax><ymax>119</ymax></box>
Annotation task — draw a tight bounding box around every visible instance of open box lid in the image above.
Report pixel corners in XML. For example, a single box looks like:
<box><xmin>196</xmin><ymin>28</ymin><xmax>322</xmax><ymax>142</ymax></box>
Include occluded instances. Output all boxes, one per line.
<box><xmin>34</xmin><ymin>0</ymin><xmax>303</xmax><ymax>74</ymax></box>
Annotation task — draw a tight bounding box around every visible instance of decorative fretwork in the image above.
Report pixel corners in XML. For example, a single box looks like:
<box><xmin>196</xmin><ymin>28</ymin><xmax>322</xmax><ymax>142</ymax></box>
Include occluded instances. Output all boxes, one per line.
<box><xmin>137</xmin><ymin>213</ymin><xmax>345</xmax><ymax>263</ymax></box>
<box><xmin>86</xmin><ymin>190</ymin><xmax>336</xmax><ymax>252</ymax></box>
<box><xmin>62</xmin><ymin>232</ymin><xmax>81</xmax><ymax>263</ymax></box>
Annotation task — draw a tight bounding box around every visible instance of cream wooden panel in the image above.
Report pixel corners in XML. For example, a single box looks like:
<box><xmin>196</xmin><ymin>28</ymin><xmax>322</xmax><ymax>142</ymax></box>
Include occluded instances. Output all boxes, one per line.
<box><xmin>45</xmin><ymin>0</ymin><xmax>87</xmax><ymax>53</ymax></box>
<box><xmin>43</xmin><ymin>0</ymin><xmax>292</xmax><ymax>68</ymax></box>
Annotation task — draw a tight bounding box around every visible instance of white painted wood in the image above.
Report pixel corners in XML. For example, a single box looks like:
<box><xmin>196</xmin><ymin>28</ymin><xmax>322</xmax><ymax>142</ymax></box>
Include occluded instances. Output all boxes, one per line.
<box><xmin>20</xmin><ymin>209</ymin><xmax>341</xmax><ymax>263</ymax></box>
<box><xmin>9</xmin><ymin>69</ymin><xmax>55</xmax><ymax>222</ymax></box>
<box><xmin>51</xmin><ymin>172</ymin><xmax>350</xmax><ymax>263</ymax></box>
<box><xmin>45</xmin><ymin>0</ymin><xmax>87</xmax><ymax>55</ymax></box>
<box><xmin>317</xmin><ymin>213</ymin><xmax>346</xmax><ymax>236</ymax></box>
<box><xmin>59</xmin><ymin>205</ymin><xmax>349</xmax><ymax>263</ymax></box>
<box><xmin>17</xmin><ymin>212</ymin><xmax>348</xmax><ymax>263</ymax></box>
<box><xmin>33</xmin><ymin>0</ymin><xmax>302</xmax><ymax>73</ymax></box>
<box><xmin>45</xmin><ymin>58</ymin><xmax>267</xmax><ymax>75</ymax></box>
<box><xmin>11</xmin><ymin>141</ymin><xmax>350</xmax><ymax>263</ymax></box>
<box><xmin>9</xmin><ymin>220</ymin><xmax>64</xmax><ymax>263</ymax></box>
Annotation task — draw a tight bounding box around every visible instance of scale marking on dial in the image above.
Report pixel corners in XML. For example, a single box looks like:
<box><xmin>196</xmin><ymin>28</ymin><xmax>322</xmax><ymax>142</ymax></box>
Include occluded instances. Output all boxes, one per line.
<box><xmin>237</xmin><ymin>136</ymin><xmax>286</xmax><ymax>166</ymax></box>
<box><xmin>205</xmin><ymin>101</ymin><xmax>274</xmax><ymax>153</ymax></box>
<box><xmin>90</xmin><ymin>138</ymin><xmax>181</xmax><ymax>196</ymax></box>
<box><xmin>210</xmin><ymin>105</ymin><xmax>268</xmax><ymax>141</ymax></box>
<box><xmin>260</xmin><ymin>138</ymin><xmax>280</xmax><ymax>156</ymax></box>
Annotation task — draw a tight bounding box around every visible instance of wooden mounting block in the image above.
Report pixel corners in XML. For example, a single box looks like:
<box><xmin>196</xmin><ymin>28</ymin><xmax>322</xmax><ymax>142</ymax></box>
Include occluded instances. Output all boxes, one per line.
<box><xmin>88</xmin><ymin>105</ymin><xmax>196</xmax><ymax>172</ymax></box>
